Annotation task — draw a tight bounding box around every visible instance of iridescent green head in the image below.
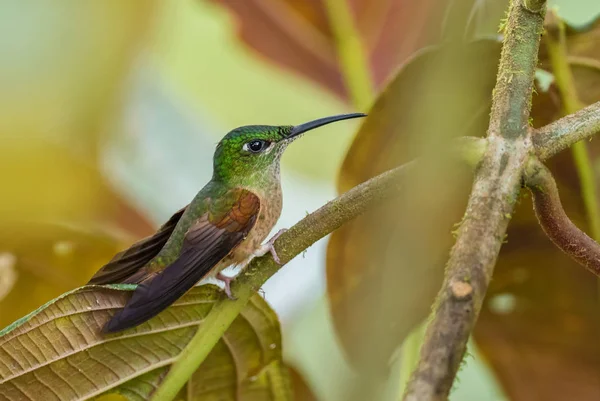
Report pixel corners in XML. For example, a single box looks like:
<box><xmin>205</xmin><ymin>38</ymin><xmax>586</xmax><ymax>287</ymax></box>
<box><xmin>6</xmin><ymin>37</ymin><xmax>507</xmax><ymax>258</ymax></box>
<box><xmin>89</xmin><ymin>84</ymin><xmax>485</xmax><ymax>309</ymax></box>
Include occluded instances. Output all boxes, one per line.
<box><xmin>212</xmin><ymin>113</ymin><xmax>366</xmax><ymax>185</ymax></box>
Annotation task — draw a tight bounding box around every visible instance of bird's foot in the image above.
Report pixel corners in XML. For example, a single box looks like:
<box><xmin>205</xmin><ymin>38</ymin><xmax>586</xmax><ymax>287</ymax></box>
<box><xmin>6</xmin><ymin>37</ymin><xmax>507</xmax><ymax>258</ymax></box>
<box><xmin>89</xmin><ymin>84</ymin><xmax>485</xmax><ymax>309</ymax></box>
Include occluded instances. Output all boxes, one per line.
<box><xmin>254</xmin><ymin>228</ymin><xmax>288</xmax><ymax>265</ymax></box>
<box><xmin>217</xmin><ymin>272</ymin><xmax>236</xmax><ymax>300</ymax></box>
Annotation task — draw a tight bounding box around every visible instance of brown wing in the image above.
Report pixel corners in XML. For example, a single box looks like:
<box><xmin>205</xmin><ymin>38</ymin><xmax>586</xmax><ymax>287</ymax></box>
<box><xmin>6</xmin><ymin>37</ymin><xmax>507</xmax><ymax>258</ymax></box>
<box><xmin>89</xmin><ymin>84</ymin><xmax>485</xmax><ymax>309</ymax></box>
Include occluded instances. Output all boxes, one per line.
<box><xmin>88</xmin><ymin>206</ymin><xmax>187</xmax><ymax>285</ymax></box>
<box><xmin>102</xmin><ymin>188</ymin><xmax>260</xmax><ymax>333</ymax></box>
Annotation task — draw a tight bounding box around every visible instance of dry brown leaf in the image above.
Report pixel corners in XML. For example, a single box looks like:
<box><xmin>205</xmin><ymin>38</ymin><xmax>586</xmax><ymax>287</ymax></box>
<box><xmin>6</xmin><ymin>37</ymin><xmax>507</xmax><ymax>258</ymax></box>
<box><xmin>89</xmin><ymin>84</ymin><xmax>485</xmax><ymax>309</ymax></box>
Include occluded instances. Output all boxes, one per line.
<box><xmin>288</xmin><ymin>366</ymin><xmax>319</xmax><ymax>401</ymax></box>
<box><xmin>0</xmin><ymin>285</ymin><xmax>290</xmax><ymax>400</ymax></box>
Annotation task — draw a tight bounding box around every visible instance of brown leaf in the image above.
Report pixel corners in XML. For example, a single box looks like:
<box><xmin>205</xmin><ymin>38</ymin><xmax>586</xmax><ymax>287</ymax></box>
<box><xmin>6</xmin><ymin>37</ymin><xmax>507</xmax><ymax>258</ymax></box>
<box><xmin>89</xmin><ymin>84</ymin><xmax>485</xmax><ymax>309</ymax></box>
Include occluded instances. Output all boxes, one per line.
<box><xmin>475</xmin><ymin>142</ymin><xmax>600</xmax><ymax>399</ymax></box>
<box><xmin>289</xmin><ymin>366</ymin><xmax>319</xmax><ymax>401</ymax></box>
<box><xmin>0</xmin><ymin>222</ymin><xmax>121</xmax><ymax>329</ymax></box>
<box><xmin>0</xmin><ymin>285</ymin><xmax>290</xmax><ymax>401</ymax></box>
<box><xmin>473</xmin><ymin>17</ymin><xmax>600</xmax><ymax>400</ymax></box>
<box><xmin>326</xmin><ymin>39</ymin><xmax>501</xmax><ymax>373</ymax></box>
<box><xmin>207</xmin><ymin>0</ymin><xmax>454</xmax><ymax>99</ymax></box>
<box><xmin>0</xmin><ymin>142</ymin><xmax>155</xmax><ymax>328</ymax></box>
<box><xmin>570</xmin><ymin>62</ymin><xmax>600</xmax><ymax>107</ymax></box>
<box><xmin>566</xmin><ymin>17</ymin><xmax>600</xmax><ymax>62</ymax></box>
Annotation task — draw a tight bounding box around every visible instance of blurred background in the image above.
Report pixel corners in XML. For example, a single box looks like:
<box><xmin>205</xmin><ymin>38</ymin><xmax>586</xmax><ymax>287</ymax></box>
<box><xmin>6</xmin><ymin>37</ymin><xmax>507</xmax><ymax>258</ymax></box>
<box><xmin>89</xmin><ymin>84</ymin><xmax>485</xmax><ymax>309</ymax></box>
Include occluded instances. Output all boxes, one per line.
<box><xmin>1</xmin><ymin>1</ymin><xmax>599</xmax><ymax>400</ymax></box>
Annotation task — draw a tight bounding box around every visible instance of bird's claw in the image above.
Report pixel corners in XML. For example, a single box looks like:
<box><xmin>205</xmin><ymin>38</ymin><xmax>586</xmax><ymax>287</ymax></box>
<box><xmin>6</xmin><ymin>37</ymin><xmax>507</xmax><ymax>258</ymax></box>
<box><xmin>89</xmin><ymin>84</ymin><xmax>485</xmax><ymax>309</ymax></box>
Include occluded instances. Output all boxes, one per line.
<box><xmin>217</xmin><ymin>272</ymin><xmax>237</xmax><ymax>300</ymax></box>
<box><xmin>255</xmin><ymin>228</ymin><xmax>288</xmax><ymax>265</ymax></box>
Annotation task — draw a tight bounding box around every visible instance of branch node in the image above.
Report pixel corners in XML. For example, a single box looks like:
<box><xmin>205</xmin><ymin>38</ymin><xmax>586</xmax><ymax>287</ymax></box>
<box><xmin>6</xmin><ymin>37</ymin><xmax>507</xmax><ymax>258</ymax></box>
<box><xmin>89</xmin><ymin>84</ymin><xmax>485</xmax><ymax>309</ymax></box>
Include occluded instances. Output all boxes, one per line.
<box><xmin>449</xmin><ymin>280</ymin><xmax>473</xmax><ymax>300</ymax></box>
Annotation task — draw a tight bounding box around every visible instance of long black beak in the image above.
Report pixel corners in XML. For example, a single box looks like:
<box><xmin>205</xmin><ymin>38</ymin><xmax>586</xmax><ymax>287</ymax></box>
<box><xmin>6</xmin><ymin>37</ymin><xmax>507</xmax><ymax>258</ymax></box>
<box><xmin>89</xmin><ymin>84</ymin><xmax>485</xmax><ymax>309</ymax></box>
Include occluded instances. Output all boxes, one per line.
<box><xmin>287</xmin><ymin>113</ymin><xmax>366</xmax><ymax>139</ymax></box>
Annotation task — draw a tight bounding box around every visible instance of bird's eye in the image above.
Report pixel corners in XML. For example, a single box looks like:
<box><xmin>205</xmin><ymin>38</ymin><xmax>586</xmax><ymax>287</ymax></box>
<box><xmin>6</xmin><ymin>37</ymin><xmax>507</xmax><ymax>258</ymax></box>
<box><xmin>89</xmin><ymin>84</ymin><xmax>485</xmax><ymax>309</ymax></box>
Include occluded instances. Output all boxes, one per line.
<box><xmin>243</xmin><ymin>140</ymin><xmax>270</xmax><ymax>153</ymax></box>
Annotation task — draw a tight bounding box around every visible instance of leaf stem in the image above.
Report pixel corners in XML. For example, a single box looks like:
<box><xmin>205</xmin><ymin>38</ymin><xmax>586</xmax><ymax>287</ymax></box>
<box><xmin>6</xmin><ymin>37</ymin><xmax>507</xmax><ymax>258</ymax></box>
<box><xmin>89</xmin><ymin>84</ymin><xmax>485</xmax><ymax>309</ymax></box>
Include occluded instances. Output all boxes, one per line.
<box><xmin>322</xmin><ymin>0</ymin><xmax>374</xmax><ymax>109</ymax></box>
<box><xmin>545</xmin><ymin>9</ymin><xmax>600</xmax><ymax>241</ymax></box>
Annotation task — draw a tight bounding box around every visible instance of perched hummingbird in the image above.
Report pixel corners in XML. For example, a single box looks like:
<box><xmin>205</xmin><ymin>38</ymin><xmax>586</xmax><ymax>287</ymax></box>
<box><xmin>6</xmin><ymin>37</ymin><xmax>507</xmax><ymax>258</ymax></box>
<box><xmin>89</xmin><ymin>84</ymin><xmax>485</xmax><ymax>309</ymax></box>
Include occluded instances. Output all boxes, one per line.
<box><xmin>89</xmin><ymin>113</ymin><xmax>366</xmax><ymax>333</ymax></box>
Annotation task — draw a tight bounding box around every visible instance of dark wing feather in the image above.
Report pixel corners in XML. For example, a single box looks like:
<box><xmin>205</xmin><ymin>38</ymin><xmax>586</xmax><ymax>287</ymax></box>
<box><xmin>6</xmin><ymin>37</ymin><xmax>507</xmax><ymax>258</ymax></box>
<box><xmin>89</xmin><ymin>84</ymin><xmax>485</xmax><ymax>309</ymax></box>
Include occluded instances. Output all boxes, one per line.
<box><xmin>88</xmin><ymin>206</ymin><xmax>187</xmax><ymax>285</ymax></box>
<box><xmin>103</xmin><ymin>189</ymin><xmax>260</xmax><ymax>333</ymax></box>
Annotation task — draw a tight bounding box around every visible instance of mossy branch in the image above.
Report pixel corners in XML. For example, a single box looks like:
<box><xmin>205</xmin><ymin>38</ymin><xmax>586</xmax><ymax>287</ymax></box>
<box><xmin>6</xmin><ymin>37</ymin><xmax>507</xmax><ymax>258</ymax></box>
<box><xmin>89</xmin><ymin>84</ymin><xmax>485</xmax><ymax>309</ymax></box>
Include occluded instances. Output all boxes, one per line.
<box><xmin>151</xmin><ymin>165</ymin><xmax>417</xmax><ymax>400</ymax></box>
<box><xmin>533</xmin><ymin>101</ymin><xmax>600</xmax><ymax>160</ymax></box>
<box><xmin>402</xmin><ymin>1</ymin><xmax>547</xmax><ymax>400</ymax></box>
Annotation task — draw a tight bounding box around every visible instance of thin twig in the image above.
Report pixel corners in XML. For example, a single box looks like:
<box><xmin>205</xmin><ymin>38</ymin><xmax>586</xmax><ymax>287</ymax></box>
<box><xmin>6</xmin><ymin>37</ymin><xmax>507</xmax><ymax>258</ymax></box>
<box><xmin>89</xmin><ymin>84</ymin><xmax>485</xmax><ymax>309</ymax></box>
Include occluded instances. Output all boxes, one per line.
<box><xmin>533</xmin><ymin>101</ymin><xmax>600</xmax><ymax>160</ymax></box>
<box><xmin>525</xmin><ymin>157</ymin><xmax>600</xmax><ymax>276</ymax></box>
<box><xmin>403</xmin><ymin>1</ymin><xmax>547</xmax><ymax>400</ymax></box>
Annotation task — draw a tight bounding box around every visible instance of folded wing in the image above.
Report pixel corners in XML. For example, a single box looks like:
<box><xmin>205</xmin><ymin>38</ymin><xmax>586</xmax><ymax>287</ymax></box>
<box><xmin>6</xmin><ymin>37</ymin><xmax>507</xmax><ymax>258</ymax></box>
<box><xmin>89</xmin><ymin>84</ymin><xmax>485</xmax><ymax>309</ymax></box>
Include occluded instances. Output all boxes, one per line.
<box><xmin>87</xmin><ymin>206</ymin><xmax>188</xmax><ymax>285</ymax></box>
<box><xmin>103</xmin><ymin>188</ymin><xmax>260</xmax><ymax>333</ymax></box>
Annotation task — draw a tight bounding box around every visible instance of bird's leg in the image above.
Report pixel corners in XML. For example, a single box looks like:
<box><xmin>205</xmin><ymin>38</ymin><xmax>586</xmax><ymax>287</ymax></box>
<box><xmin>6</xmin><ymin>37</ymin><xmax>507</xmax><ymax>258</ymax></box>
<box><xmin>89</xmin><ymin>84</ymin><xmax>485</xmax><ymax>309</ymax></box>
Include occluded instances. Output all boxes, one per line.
<box><xmin>253</xmin><ymin>228</ymin><xmax>288</xmax><ymax>265</ymax></box>
<box><xmin>218</xmin><ymin>229</ymin><xmax>287</xmax><ymax>299</ymax></box>
<box><xmin>216</xmin><ymin>272</ymin><xmax>236</xmax><ymax>300</ymax></box>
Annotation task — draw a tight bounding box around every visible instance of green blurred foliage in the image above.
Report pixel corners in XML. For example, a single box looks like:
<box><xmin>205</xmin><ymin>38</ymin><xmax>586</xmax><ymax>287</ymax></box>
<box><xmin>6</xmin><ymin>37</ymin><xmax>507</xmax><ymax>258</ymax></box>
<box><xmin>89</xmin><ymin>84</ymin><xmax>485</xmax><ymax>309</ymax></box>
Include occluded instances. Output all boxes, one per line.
<box><xmin>550</xmin><ymin>0</ymin><xmax>600</xmax><ymax>28</ymax></box>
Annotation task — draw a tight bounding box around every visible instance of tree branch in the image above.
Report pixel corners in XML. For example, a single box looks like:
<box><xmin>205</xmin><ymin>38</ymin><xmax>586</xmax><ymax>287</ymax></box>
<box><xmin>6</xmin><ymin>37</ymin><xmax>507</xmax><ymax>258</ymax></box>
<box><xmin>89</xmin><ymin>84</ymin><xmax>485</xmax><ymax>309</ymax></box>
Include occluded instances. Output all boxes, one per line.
<box><xmin>150</xmin><ymin>137</ymin><xmax>486</xmax><ymax>401</ymax></box>
<box><xmin>525</xmin><ymin>157</ymin><xmax>600</xmax><ymax>277</ymax></box>
<box><xmin>533</xmin><ymin>100</ymin><xmax>600</xmax><ymax>160</ymax></box>
<box><xmin>403</xmin><ymin>1</ymin><xmax>546</xmax><ymax>400</ymax></box>
<box><xmin>151</xmin><ymin>167</ymin><xmax>416</xmax><ymax>401</ymax></box>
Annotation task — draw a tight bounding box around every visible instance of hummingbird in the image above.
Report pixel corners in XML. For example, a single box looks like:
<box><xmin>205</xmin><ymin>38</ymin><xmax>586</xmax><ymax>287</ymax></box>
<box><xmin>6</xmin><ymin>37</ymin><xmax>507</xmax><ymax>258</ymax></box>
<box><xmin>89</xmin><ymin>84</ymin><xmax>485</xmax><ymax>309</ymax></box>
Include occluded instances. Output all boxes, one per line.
<box><xmin>88</xmin><ymin>113</ymin><xmax>366</xmax><ymax>333</ymax></box>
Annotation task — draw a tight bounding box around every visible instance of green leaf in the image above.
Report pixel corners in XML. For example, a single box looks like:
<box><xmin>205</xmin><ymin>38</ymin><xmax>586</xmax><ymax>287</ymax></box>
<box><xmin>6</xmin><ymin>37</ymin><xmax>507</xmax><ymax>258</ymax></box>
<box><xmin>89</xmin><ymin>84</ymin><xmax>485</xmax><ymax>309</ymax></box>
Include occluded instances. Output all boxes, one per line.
<box><xmin>0</xmin><ymin>285</ymin><xmax>290</xmax><ymax>400</ymax></box>
<box><xmin>548</xmin><ymin>0</ymin><xmax>600</xmax><ymax>30</ymax></box>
